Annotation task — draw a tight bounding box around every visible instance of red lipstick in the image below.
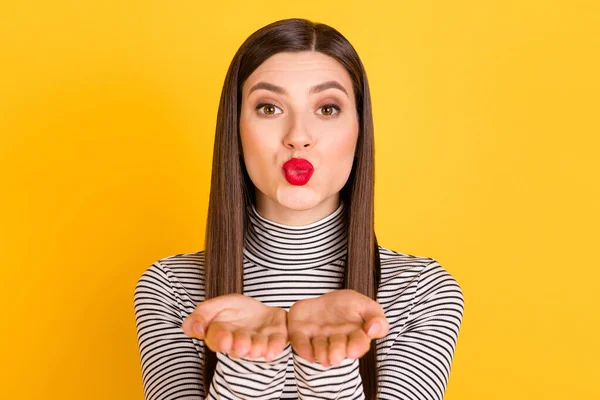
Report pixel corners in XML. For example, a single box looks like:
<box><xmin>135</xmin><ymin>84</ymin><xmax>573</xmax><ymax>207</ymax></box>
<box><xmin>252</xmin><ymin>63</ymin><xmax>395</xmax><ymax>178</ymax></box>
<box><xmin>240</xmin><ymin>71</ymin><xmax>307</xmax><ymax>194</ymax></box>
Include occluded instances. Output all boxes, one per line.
<box><xmin>282</xmin><ymin>158</ymin><xmax>314</xmax><ymax>186</ymax></box>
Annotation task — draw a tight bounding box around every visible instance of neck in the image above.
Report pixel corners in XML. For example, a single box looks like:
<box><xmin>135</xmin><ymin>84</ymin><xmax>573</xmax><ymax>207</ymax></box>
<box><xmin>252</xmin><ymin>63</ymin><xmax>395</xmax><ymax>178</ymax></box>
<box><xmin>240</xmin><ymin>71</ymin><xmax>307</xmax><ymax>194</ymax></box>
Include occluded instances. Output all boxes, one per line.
<box><xmin>243</xmin><ymin>200</ymin><xmax>347</xmax><ymax>270</ymax></box>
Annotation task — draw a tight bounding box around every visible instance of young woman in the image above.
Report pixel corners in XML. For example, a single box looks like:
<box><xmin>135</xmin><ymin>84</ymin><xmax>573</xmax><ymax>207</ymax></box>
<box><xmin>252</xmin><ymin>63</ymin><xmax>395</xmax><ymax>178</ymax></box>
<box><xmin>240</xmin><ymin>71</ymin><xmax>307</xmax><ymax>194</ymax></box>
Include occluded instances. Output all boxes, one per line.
<box><xmin>134</xmin><ymin>18</ymin><xmax>464</xmax><ymax>400</ymax></box>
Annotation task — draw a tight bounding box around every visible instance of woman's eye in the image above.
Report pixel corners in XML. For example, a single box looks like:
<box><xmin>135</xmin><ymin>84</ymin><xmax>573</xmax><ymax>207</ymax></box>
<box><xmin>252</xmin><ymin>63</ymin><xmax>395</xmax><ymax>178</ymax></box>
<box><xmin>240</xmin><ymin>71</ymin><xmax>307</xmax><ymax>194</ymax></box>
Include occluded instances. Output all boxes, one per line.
<box><xmin>256</xmin><ymin>103</ymin><xmax>282</xmax><ymax>116</ymax></box>
<box><xmin>255</xmin><ymin>103</ymin><xmax>341</xmax><ymax>117</ymax></box>
<box><xmin>316</xmin><ymin>104</ymin><xmax>341</xmax><ymax>117</ymax></box>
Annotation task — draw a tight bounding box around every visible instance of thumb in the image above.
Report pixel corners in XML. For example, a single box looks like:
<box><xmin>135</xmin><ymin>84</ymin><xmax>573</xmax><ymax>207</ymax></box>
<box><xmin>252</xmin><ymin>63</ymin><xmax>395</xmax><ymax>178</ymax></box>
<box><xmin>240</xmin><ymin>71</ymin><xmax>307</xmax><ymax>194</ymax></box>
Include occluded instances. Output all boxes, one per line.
<box><xmin>359</xmin><ymin>296</ymin><xmax>390</xmax><ymax>339</ymax></box>
<box><xmin>358</xmin><ymin>299</ymin><xmax>389</xmax><ymax>339</ymax></box>
<box><xmin>182</xmin><ymin>294</ymin><xmax>245</xmax><ymax>338</ymax></box>
<box><xmin>182</xmin><ymin>315</ymin><xmax>208</xmax><ymax>338</ymax></box>
<box><xmin>363</xmin><ymin>315</ymin><xmax>389</xmax><ymax>338</ymax></box>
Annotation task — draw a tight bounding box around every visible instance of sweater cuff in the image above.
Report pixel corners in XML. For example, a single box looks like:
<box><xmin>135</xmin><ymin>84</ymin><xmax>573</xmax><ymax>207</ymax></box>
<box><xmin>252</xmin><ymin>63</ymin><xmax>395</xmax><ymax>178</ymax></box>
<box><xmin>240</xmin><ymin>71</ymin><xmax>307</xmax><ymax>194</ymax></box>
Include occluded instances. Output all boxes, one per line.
<box><xmin>292</xmin><ymin>349</ymin><xmax>365</xmax><ymax>400</ymax></box>
<box><xmin>208</xmin><ymin>343</ymin><xmax>291</xmax><ymax>399</ymax></box>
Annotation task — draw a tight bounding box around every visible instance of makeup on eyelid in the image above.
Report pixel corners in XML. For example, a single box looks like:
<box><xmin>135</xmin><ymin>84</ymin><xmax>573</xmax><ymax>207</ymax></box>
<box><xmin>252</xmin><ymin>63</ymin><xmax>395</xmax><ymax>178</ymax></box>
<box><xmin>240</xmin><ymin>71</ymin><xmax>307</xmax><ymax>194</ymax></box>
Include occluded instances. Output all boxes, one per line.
<box><xmin>255</xmin><ymin>103</ymin><xmax>341</xmax><ymax>116</ymax></box>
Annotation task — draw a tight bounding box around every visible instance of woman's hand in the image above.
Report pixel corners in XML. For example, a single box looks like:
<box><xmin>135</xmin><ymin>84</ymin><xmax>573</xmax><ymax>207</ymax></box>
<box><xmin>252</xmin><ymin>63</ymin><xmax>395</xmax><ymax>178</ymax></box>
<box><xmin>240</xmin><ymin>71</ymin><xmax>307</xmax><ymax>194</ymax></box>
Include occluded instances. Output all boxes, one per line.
<box><xmin>287</xmin><ymin>289</ymin><xmax>389</xmax><ymax>367</ymax></box>
<box><xmin>182</xmin><ymin>294</ymin><xmax>288</xmax><ymax>362</ymax></box>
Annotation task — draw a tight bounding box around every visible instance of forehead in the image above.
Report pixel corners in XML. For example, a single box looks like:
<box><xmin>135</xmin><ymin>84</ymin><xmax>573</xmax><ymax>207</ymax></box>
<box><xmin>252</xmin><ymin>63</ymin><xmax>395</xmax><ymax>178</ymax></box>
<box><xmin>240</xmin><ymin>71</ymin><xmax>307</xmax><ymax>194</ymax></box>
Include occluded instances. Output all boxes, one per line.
<box><xmin>242</xmin><ymin>51</ymin><xmax>353</xmax><ymax>94</ymax></box>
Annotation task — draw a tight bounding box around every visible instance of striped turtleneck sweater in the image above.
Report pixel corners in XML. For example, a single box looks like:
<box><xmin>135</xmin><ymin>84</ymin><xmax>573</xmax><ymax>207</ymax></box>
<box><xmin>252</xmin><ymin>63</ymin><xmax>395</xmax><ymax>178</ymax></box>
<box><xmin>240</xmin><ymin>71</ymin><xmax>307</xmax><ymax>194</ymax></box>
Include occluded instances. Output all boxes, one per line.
<box><xmin>134</xmin><ymin>201</ymin><xmax>464</xmax><ymax>400</ymax></box>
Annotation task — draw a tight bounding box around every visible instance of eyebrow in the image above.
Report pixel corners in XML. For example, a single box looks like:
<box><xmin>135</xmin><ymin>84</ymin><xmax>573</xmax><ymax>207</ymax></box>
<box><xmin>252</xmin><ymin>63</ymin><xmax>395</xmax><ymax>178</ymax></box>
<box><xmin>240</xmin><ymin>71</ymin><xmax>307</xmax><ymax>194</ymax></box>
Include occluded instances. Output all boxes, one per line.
<box><xmin>248</xmin><ymin>80</ymin><xmax>349</xmax><ymax>97</ymax></box>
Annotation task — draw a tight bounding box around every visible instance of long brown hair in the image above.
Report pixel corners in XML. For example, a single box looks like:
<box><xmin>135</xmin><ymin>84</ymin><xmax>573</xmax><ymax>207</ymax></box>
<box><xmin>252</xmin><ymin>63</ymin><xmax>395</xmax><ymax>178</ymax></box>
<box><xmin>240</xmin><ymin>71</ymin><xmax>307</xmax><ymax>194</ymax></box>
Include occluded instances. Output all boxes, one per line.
<box><xmin>204</xmin><ymin>18</ymin><xmax>381</xmax><ymax>399</ymax></box>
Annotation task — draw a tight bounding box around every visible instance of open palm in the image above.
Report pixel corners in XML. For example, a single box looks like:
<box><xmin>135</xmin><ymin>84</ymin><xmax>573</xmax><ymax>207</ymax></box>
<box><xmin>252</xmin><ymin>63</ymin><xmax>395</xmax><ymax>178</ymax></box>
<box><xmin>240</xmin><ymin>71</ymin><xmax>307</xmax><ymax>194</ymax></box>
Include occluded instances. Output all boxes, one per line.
<box><xmin>287</xmin><ymin>289</ymin><xmax>389</xmax><ymax>367</ymax></box>
<box><xmin>182</xmin><ymin>293</ymin><xmax>288</xmax><ymax>361</ymax></box>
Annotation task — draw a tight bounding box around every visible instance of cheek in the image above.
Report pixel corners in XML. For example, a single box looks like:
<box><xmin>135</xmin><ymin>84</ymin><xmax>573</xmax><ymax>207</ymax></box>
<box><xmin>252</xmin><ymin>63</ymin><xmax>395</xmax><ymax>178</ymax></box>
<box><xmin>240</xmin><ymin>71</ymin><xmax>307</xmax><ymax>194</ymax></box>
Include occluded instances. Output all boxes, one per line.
<box><xmin>320</xmin><ymin>129</ymin><xmax>358</xmax><ymax>182</ymax></box>
<box><xmin>240</xmin><ymin>119</ymin><xmax>277</xmax><ymax>184</ymax></box>
<box><xmin>240</xmin><ymin>113</ymin><xmax>284</xmax><ymax>160</ymax></box>
<box><xmin>329</xmin><ymin>124</ymin><xmax>358</xmax><ymax>159</ymax></box>
<box><xmin>240</xmin><ymin>116</ymin><xmax>262</xmax><ymax>160</ymax></box>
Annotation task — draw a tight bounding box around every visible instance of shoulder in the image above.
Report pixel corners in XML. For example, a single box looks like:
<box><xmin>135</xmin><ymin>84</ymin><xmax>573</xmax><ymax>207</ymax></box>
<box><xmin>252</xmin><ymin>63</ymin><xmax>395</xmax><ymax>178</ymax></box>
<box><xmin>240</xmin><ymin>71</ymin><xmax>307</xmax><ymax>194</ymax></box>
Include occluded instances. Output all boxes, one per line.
<box><xmin>134</xmin><ymin>250</ymin><xmax>206</xmax><ymax>305</ymax></box>
<box><xmin>154</xmin><ymin>250</ymin><xmax>205</xmax><ymax>277</ymax></box>
<box><xmin>377</xmin><ymin>244</ymin><xmax>464</xmax><ymax>302</ymax></box>
<box><xmin>377</xmin><ymin>244</ymin><xmax>436</xmax><ymax>286</ymax></box>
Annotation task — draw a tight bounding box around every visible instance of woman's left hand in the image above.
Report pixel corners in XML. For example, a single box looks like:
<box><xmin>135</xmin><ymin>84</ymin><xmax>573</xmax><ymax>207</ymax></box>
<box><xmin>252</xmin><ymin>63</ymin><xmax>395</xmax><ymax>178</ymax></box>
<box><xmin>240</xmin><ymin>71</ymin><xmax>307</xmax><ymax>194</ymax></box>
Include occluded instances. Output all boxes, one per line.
<box><xmin>287</xmin><ymin>289</ymin><xmax>389</xmax><ymax>367</ymax></box>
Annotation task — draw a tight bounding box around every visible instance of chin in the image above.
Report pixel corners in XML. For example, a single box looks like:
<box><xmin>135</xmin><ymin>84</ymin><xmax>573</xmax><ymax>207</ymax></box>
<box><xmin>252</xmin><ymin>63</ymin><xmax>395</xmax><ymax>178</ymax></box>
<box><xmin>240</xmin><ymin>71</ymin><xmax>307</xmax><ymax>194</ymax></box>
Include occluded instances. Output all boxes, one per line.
<box><xmin>275</xmin><ymin>187</ymin><xmax>322</xmax><ymax>211</ymax></box>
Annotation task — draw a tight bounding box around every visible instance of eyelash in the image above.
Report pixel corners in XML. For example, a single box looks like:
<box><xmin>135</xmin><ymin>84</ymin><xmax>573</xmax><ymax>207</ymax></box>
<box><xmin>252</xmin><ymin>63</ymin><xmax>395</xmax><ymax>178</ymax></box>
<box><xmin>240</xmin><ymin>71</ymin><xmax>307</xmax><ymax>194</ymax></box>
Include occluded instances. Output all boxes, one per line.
<box><xmin>255</xmin><ymin>103</ymin><xmax>342</xmax><ymax>118</ymax></box>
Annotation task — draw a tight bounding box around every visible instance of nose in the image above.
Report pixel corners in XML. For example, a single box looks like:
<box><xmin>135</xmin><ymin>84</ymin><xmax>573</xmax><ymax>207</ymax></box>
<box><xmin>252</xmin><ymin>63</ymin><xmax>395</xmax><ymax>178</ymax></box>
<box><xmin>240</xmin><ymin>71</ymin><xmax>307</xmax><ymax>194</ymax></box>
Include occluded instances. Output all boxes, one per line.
<box><xmin>283</xmin><ymin>113</ymin><xmax>313</xmax><ymax>149</ymax></box>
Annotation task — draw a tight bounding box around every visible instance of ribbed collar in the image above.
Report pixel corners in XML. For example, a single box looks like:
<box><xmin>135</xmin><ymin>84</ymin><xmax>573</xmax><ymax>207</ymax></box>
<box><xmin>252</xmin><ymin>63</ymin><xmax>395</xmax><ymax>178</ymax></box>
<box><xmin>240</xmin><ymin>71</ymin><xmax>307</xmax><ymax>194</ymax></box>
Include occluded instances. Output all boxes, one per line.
<box><xmin>243</xmin><ymin>201</ymin><xmax>348</xmax><ymax>270</ymax></box>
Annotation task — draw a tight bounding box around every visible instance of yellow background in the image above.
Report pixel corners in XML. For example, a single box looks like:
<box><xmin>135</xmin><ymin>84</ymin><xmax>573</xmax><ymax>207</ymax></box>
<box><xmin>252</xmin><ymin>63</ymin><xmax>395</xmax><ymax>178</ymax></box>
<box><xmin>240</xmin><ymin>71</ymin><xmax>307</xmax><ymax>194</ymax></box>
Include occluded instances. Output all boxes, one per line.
<box><xmin>1</xmin><ymin>1</ymin><xmax>598</xmax><ymax>399</ymax></box>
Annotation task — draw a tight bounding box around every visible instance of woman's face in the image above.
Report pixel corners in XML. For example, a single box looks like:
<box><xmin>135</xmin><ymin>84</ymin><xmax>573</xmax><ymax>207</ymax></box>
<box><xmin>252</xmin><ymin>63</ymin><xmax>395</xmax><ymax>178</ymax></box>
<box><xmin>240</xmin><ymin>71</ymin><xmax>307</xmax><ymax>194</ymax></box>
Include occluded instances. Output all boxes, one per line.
<box><xmin>239</xmin><ymin>51</ymin><xmax>359</xmax><ymax>224</ymax></box>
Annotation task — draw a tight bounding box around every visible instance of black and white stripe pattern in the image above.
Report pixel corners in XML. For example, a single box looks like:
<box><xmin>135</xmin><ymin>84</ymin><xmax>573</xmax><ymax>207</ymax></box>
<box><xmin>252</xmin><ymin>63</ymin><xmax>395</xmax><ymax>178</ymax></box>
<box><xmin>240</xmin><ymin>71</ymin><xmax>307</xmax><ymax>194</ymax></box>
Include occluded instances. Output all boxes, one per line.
<box><xmin>134</xmin><ymin>201</ymin><xmax>464</xmax><ymax>399</ymax></box>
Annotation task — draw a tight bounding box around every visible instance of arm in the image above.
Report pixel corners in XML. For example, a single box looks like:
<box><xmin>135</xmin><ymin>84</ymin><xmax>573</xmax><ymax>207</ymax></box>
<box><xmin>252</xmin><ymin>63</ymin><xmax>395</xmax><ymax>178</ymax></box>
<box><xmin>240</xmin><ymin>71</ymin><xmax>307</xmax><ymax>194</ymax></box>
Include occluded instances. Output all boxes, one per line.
<box><xmin>292</xmin><ymin>350</ymin><xmax>364</xmax><ymax>400</ymax></box>
<box><xmin>209</xmin><ymin>345</ymin><xmax>290</xmax><ymax>399</ymax></box>
<box><xmin>135</xmin><ymin>262</ymin><xmax>291</xmax><ymax>400</ymax></box>
<box><xmin>287</xmin><ymin>289</ymin><xmax>389</xmax><ymax>400</ymax></box>
<box><xmin>134</xmin><ymin>262</ymin><xmax>205</xmax><ymax>400</ymax></box>
<box><xmin>377</xmin><ymin>260</ymin><xmax>464</xmax><ymax>400</ymax></box>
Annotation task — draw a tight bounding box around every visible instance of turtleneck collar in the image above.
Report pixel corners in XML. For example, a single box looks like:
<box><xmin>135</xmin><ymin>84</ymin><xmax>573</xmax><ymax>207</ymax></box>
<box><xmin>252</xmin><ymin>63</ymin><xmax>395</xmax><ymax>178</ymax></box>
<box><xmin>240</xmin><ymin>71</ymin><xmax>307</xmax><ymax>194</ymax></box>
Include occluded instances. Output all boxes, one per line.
<box><xmin>243</xmin><ymin>201</ymin><xmax>348</xmax><ymax>270</ymax></box>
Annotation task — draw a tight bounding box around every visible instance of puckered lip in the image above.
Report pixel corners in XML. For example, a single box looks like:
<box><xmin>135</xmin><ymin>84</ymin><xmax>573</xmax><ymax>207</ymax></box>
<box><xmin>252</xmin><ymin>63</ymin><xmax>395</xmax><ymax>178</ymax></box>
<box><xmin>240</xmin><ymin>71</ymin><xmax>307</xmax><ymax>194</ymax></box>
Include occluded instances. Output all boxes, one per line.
<box><xmin>282</xmin><ymin>157</ymin><xmax>314</xmax><ymax>172</ymax></box>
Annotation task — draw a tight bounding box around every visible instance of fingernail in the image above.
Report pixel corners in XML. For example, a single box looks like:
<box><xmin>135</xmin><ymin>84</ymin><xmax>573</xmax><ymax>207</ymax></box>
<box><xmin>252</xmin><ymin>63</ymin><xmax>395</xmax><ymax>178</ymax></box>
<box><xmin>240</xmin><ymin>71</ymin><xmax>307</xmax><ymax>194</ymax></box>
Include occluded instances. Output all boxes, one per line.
<box><xmin>367</xmin><ymin>323</ymin><xmax>380</xmax><ymax>336</ymax></box>
<box><xmin>193</xmin><ymin>322</ymin><xmax>204</xmax><ymax>335</ymax></box>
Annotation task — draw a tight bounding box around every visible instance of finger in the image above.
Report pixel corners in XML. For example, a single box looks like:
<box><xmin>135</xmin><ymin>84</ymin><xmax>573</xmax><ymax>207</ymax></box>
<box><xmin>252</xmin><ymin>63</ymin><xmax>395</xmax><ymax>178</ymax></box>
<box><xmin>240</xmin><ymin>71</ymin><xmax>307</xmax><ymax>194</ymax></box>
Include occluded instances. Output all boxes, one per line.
<box><xmin>204</xmin><ymin>322</ymin><xmax>233</xmax><ymax>354</ymax></box>
<box><xmin>290</xmin><ymin>331</ymin><xmax>314</xmax><ymax>363</ymax></box>
<box><xmin>230</xmin><ymin>329</ymin><xmax>252</xmax><ymax>359</ymax></box>
<box><xmin>182</xmin><ymin>316</ymin><xmax>208</xmax><ymax>339</ymax></box>
<box><xmin>188</xmin><ymin>294</ymin><xmax>247</xmax><ymax>325</ymax></box>
<box><xmin>347</xmin><ymin>329</ymin><xmax>371</xmax><ymax>359</ymax></box>
<box><xmin>265</xmin><ymin>332</ymin><xmax>287</xmax><ymax>362</ymax></box>
<box><xmin>358</xmin><ymin>300</ymin><xmax>389</xmax><ymax>338</ymax></box>
<box><xmin>363</xmin><ymin>316</ymin><xmax>390</xmax><ymax>339</ymax></box>
<box><xmin>247</xmin><ymin>333</ymin><xmax>268</xmax><ymax>359</ymax></box>
<box><xmin>312</xmin><ymin>336</ymin><xmax>330</xmax><ymax>367</ymax></box>
<box><xmin>328</xmin><ymin>333</ymin><xmax>348</xmax><ymax>367</ymax></box>
<box><xmin>183</xmin><ymin>296</ymin><xmax>236</xmax><ymax>338</ymax></box>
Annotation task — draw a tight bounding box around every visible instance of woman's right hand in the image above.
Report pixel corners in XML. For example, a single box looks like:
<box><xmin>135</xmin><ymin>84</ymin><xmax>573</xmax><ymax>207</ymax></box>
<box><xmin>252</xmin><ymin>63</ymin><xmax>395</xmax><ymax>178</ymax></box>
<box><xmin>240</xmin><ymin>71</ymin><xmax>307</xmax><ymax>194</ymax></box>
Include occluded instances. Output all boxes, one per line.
<box><xmin>181</xmin><ymin>294</ymin><xmax>288</xmax><ymax>362</ymax></box>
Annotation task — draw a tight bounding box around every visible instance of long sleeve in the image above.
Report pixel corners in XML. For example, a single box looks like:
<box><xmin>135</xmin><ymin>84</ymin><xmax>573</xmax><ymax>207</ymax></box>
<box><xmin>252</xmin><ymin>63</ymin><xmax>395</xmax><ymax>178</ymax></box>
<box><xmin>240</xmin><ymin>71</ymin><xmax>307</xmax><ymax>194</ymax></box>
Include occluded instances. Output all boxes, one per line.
<box><xmin>208</xmin><ymin>345</ymin><xmax>291</xmax><ymax>399</ymax></box>
<box><xmin>292</xmin><ymin>350</ymin><xmax>364</xmax><ymax>400</ymax></box>
<box><xmin>377</xmin><ymin>260</ymin><xmax>464</xmax><ymax>400</ymax></box>
<box><xmin>134</xmin><ymin>262</ymin><xmax>205</xmax><ymax>400</ymax></box>
<box><xmin>134</xmin><ymin>206</ymin><xmax>462</xmax><ymax>398</ymax></box>
<box><xmin>134</xmin><ymin>260</ymin><xmax>292</xmax><ymax>400</ymax></box>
